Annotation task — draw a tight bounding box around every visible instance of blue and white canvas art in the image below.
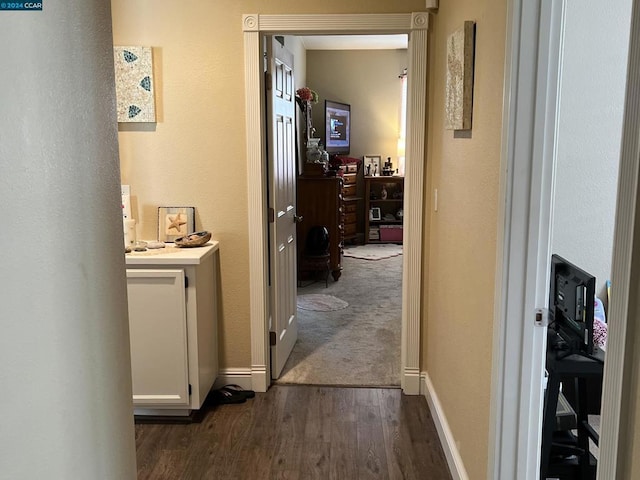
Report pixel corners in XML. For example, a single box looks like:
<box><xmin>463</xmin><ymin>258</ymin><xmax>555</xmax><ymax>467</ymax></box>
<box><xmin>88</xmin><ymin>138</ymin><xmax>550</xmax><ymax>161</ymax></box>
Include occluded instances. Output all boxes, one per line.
<box><xmin>114</xmin><ymin>46</ymin><xmax>156</xmax><ymax>123</ymax></box>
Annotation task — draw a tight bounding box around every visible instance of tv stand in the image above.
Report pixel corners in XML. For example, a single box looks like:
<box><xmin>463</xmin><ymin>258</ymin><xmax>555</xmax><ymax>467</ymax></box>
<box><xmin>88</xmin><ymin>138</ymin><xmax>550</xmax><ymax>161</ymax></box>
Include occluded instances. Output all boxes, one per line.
<box><xmin>541</xmin><ymin>344</ymin><xmax>604</xmax><ymax>480</ymax></box>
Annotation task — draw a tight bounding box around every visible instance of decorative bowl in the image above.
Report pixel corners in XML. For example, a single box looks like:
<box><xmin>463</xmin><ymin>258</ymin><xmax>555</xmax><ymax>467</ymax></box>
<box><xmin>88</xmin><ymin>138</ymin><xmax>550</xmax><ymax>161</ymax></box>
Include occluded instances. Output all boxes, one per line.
<box><xmin>174</xmin><ymin>231</ymin><xmax>212</xmax><ymax>248</ymax></box>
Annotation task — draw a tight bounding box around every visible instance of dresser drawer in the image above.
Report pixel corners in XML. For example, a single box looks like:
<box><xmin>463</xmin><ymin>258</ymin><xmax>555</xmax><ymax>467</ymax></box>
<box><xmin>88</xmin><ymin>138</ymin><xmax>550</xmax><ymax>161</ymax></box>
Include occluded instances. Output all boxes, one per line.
<box><xmin>338</xmin><ymin>163</ymin><xmax>359</xmax><ymax>174</ymax></box>
<box><xmin>342</xmin><ymin>173</ymin><xmax>357</xmax><ymax>185</ymax></box>
<box><xmin>343</xmin><ymin>202</ymin><xmax>357</xmax><ymax>213</ymax></box>
<box><xmin>344</xmin><ymin>222</ymin><xmax>357</xmax><ymax>236</ymax></box>
<box><xmin>344</xmin><ymin>212</ymin><xmax>357</xmax><ymax>225</ymax></box>
<box><xmin>342</xmin><ymin>184</ymin><xmax>357</xmax><ymax>197</ymax></box>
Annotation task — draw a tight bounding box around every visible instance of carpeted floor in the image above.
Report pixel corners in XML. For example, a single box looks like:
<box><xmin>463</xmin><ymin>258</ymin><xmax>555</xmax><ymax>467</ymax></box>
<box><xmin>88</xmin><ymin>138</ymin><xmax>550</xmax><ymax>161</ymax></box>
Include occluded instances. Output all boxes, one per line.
<box><xmin>276</xmin><ymin>252</ymin><xmax>402</xmax><ymax>387</ymax></box>
<box><xmin>343</xmin><ymin>243</ymin><xmax>402</xmax><ymax>260</ymax></box>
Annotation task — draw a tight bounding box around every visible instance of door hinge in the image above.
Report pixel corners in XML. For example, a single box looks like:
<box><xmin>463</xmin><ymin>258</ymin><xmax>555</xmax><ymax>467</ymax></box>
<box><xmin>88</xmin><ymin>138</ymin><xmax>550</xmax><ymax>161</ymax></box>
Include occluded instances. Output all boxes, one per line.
<box><xmin>188</xmin><ymin>384</ymin><xmax>192</xmax><ymax>395</ymax></box>
<box><xmin>269</xmin><ymin>331</ymin><xmax>277</xmax><ymax>346</ymax></box>
<box><xmin>535</xmin><ymin>308</ymin><xmax>549</xmax><ymax>327</ymax></box>
<box><xmin>268</xmin><ymin>207</ymin><xmax>275</xmax><ymax>223</ymax></box>
<box><xmin>265</xmin><ymin>72</ymin><xmax>272</xmax><ymax>90</ymax></box>
<box><xmin>184</xmin><ymin>276</ymin><xmax>189</xmax><ymax>288</ymax></box>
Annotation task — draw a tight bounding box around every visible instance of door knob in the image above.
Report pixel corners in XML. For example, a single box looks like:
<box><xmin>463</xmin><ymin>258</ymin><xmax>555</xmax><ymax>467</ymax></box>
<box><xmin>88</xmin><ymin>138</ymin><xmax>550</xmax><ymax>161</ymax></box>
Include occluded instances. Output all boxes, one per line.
<box><xmin>294</xmin><ymin>215</ymin><xmax>304</xmax><ymax>223</ymax></box>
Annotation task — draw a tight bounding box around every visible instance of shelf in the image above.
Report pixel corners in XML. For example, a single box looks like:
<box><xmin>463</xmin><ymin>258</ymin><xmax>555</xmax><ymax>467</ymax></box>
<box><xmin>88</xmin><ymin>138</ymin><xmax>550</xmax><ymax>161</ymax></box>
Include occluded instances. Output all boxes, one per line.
<box><xmin>364</xmin><ymin>175</ymin><xmax>404</xmax><ymax>245</ymax></box>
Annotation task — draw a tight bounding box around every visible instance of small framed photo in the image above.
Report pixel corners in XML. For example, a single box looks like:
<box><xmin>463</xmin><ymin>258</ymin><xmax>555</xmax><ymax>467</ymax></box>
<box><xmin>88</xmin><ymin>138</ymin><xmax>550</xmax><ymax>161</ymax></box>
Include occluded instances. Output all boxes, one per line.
<box><xmin>158</xmin><ymin>206</ymin><xmax>195</xmax><ymax>242</ymax></box>
<box><xmin>363</xmin><ymin>155</ymin><xmax>382</xmax><ymax>176</ymax></box>
<box><xmin>369</xmin><ymin>207</ymin><xmax>382</xmax><ymax>221</ymax></box>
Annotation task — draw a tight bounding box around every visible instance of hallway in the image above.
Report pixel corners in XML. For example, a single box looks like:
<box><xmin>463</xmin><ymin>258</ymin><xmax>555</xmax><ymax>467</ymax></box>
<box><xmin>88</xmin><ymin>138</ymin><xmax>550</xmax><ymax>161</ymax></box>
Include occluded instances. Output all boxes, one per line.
<box><xmin>135</xmin><ymin>385</ymin><xmax>452</xmax><ymax>479</ymax></box>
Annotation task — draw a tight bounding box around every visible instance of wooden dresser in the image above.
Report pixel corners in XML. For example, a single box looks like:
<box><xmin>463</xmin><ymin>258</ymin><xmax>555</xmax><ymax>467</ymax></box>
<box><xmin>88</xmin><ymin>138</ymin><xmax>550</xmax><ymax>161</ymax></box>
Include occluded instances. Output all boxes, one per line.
<box><xmin>337</xmin><ymin>162</ymin><xmax>359</xmax><ymax>244</ymax></box>
<box><xmin>297</xmin><ymin>175</ymin><xmax>344</xmax><ymax>281</ymax></box>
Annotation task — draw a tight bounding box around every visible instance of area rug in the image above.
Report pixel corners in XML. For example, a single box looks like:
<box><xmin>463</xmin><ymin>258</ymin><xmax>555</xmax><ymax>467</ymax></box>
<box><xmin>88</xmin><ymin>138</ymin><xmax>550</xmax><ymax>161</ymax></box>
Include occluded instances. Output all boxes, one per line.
<box><xmin>343</xmin><ymin>243</ymin><xmax>403</xmax><ymax>260</ymax></box>
<box><xmin>297</xmin><ymin>294</ymin><xmax>349</xmax><ymax>312</ymax></box>
<box><xmin>277</xmin><ymin>255</ymin><xmax>402</xmax><ymax>387</ymax></box>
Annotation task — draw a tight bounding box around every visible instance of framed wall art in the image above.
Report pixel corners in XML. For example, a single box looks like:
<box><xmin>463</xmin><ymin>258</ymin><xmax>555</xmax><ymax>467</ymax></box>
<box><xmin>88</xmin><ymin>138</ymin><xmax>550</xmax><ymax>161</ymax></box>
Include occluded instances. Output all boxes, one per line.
<box><xmin>158</xmin><ymin>206</ymin><xmax>195</xmax><ymax>242</ymax></box>
<box><xmin>114</xmin><ymin>46</ymin><xmax>156</xmax><ymax>122</ymax></box>
<box><xmin>445</xmin><ymin>21</ymin><xmax>476</xmax><ymax>130</ymax></box>
<box><xmin>363</xmin><ymin>155</ymin><xmax>382</xmax><ymax>176</ymax></box>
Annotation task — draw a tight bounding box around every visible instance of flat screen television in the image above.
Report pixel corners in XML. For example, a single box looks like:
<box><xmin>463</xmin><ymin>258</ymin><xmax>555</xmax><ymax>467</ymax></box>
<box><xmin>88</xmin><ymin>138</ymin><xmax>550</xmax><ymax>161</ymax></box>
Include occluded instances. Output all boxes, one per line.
<box><xmin>324</xmin><ymin>100</ymin><xmax>351</xmax><ymax>155</ymax></box>
<box><xmin>549</xmin><ymin>254</ymin><xmax>597</xmax><ymax>355</ymax></box>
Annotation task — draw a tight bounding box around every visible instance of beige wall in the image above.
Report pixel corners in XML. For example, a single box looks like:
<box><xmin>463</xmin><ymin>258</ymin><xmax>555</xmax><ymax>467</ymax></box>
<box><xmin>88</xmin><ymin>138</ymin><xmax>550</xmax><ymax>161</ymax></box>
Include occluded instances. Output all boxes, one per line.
<box><xmin>307</xmin><ymin>49</ymin><xmax>407</xmax><ymax>162</ymax></box>
<box><xmin>423</xmin><ymin>1</ymin><xmax>507</xmax><ymax>478</ymax></box>
<box><xmin>112</xmin><ymin>1</ymin><xmax>508</xmax><ymax>477</ymax></box>
<box><xmin>110</xmin><ymin>0</ymin><xmax>425</xmax><ymax>372</ymax></box>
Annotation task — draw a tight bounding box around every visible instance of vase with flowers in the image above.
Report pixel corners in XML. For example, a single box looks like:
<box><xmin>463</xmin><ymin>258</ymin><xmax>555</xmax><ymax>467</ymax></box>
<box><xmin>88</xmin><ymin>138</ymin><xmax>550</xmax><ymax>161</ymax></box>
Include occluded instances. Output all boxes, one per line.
<box><xmin>295</xmin><ymin>87</ymin><xmax>318</xmax><ymax>144</ymax></box>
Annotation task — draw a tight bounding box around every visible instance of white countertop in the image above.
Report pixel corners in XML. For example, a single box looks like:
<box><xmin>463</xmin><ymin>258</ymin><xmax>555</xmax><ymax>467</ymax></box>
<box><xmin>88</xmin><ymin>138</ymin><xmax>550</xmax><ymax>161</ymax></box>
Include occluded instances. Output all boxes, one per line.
<box><xmin>125</xmin><ymin>241</ymin><xmax>219</xmax><ymax>265</ymax></box>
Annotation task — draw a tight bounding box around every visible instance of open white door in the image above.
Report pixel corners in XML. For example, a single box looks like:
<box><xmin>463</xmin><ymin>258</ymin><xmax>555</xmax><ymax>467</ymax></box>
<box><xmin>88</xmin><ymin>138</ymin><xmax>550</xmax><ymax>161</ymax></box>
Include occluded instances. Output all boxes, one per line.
<box><xmin>266</xmin><ymin>37</ymin><xmax>298</xmax><ymax>379</ymax></box>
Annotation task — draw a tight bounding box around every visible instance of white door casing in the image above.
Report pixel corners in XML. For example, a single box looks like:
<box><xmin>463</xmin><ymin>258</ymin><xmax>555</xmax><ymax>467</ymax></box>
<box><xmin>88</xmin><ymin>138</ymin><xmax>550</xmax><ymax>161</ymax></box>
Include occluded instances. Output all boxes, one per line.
<box><xmin>266</xmin><ymin>37</ymin><xmax>299</xmax><ymax>379</ymax></box>
<box><xmin>242</xmin><ymin>13</ymin><xmax>430</xmax><ymax>393</ymax></box>
<box><xmin>490</xmin><ymin>1</ymin><xmax>566</xmax><ymax>478</ymax></box>
<box><xmin>492</xmin><ymin>0</ymin><xmax>638</xmax><ymax>478</ymax></box>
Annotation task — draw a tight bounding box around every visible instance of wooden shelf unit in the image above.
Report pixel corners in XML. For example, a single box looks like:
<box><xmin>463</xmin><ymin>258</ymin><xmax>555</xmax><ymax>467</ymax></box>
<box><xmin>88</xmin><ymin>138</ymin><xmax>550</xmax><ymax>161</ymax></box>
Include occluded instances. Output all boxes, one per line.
<box><xmin>364</xmin><ymin>176</ymin><xmax>404</xmax><ymax>244</ymax></box>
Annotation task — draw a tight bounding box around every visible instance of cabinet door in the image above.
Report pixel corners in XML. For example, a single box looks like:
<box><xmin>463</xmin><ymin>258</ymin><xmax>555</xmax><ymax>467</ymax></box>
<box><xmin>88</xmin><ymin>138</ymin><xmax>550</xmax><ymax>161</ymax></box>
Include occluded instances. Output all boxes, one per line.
<box><xmin>126</xmin><ymin>269</ymin><xmax>189</xmax><ymax>406</ymax></box>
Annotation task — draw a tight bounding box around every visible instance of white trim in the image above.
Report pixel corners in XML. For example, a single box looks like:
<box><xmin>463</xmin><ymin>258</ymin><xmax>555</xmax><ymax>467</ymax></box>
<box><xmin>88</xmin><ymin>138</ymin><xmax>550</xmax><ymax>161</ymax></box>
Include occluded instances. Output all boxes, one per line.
<box><xmin>597</xmin><ymin>0</ymin><xmax>640</xmax><ymax>476</ymax></box>
<box><xmin>421</xmin><ymin>373</ymin><xmax>469</xmax><ymax>480</ymax></box>
<box><xmin>213</xmin><ymin>368</ymin><xmax>254</xmax><ymax>391</ymax></box>
<box><xmin>494</xmin><ymin>0</ymin><xmax>637</xmax><ymax>478</ymax></box>
<box><xmin>425</xmin><ymin>0</ymin><xmax>439</xmax><ymax>11</ymax></box>
<box><xmin>243</xmin><ymin>13</ymin><xmax>429</xmax><ymax>394</ymax></box>
<box><xmin>243</xmin><ymin>27</ymin><xmax>271</xmax><ymax>394</ymax></box>
<box><xmin>489</xmin><ymin>0</ymin><xmax>564</xmax><ymax>478</ymax></box>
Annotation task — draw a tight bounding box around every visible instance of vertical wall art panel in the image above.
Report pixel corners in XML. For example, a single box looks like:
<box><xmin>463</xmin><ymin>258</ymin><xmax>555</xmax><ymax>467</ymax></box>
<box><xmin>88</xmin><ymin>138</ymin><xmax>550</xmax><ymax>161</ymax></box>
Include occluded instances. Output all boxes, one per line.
<box><xmin>114</xmin><ymin>46</ymin><xmax>156</xmax><ymax>122</ymax></box>
<box><xmin>445</xmin><ymin>21</ymin><xmax>475</xmax><ymax>130</ymax></box>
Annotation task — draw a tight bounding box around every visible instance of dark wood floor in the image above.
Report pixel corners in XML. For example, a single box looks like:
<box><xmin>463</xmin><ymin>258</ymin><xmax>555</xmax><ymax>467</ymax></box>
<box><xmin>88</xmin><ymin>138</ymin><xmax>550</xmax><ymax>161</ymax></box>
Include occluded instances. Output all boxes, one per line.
<box><xmin>135</xmin><ymin>385</ymin><xmax>453</xmax><ymax>480</ymax></box>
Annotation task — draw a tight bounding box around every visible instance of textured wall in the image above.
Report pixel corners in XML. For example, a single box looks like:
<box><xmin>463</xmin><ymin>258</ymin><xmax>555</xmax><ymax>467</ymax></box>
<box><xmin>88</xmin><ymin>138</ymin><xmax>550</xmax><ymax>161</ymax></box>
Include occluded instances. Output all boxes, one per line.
<box><xmin>0</xmin><ymin>2</ymin><xmax>136</xmax><ymax>478</ymax></box>
<box><xmin>551</xmin><ymin>0</ymin><xmax>632</xmax><ymax>300</ymax></box>
<box><xmin>307</xmin><ymin>49</ymin><xmax>407</xmax><ymax>163</ymax></box>
<box><xmin>423</xmin><ymin>0</ymin><xmax>507</xmax><ymax>478</ymax></box>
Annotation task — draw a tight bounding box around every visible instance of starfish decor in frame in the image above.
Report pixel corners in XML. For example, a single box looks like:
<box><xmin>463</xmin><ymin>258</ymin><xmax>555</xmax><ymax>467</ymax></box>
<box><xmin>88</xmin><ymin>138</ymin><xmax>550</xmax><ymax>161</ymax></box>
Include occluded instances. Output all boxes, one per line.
<box><xmin>158</xmin><ymin>206</ymin><xmax>195</xmax><ymax>242</ymax></box>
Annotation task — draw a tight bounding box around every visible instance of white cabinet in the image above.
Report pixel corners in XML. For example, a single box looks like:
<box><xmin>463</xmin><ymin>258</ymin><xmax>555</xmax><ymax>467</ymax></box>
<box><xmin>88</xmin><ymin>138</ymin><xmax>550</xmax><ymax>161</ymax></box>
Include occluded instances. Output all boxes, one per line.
<box><xmin>125</xmin><ymin>243</ymin><xmax>219</xmax><ymax>417</ymax></box>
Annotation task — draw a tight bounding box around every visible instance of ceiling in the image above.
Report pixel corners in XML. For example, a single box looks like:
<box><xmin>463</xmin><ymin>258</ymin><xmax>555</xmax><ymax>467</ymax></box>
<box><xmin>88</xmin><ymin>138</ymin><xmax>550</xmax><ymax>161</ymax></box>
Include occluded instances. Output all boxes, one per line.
<box><xmin>299</xmin><ymin>34</ymin><xmax>408</xmax><ymax>50</ymax></box>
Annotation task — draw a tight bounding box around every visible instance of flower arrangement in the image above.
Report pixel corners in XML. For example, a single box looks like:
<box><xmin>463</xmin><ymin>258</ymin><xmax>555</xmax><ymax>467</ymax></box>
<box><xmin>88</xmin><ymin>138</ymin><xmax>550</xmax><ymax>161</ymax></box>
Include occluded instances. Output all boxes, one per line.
<box><xmin>296</xmin><ymin>87</ymin><xmax>318</xmax><ymax>103</ymax></box>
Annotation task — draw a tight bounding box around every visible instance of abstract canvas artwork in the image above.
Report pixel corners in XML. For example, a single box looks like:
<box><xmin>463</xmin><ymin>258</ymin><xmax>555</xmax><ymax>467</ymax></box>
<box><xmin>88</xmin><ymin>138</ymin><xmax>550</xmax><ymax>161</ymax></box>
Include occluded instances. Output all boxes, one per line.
<box><xmin>114</xmin><ymin>46</ymin><xmax>156</xmax><ymax>122</ymax></box>
<box><xmin>445</xmin><ymin>22</ymin><xmax>475</xmax><ymax>130</ymax></box>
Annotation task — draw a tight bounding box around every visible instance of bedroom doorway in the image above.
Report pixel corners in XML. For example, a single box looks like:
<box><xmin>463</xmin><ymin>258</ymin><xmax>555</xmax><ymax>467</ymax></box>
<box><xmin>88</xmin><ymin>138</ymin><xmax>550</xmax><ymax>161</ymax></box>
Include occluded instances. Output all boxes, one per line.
<box><xmin>276</xmin><ymin>37</ymin><xmax>408</xmax><ymax>387</ymax></box>
<box><xmin>243</xmin><ymin>12</ymin><xmax>430</xmax><ymax>394</ymax></box>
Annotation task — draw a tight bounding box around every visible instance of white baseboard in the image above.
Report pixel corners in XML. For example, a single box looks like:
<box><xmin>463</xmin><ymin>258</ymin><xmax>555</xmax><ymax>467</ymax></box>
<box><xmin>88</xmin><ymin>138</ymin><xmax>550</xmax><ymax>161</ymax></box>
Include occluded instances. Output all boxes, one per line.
<box><xmin>421</xmin><ymin>372</ymin><xmax>469</xmax><ymax>480</ymax></box>
<box><xmin>213</xmin><ymin>368</ymin><xmax>254</xmax><ymax>391</ymax></box>
<box><xmin>403</xmin><ymin>367</ymin><xmax>422</xmax><ymax>395</ymax></box>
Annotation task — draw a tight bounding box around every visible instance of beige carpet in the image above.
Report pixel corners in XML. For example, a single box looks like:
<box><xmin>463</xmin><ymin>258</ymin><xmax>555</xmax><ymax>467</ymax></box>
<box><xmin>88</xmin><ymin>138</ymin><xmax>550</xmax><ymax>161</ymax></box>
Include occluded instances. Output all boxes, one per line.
<box><xmin>297</xmin><ymin>294</ymin><xmax>349</xmax><ymax>311</ymax></box>
<box><xmin>277</xmin><ymin>253</ymin><xmax>402</xmax><ymax>387</ymax></box>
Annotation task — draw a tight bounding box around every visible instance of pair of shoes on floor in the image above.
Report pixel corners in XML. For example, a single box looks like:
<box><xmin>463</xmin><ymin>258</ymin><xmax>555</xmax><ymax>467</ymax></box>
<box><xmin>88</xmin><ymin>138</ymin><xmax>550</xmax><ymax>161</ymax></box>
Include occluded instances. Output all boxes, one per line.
<box><xmin>211</xmin><ymin>384</ymin><xmax>256</xmax><ymax>405</ymax></box>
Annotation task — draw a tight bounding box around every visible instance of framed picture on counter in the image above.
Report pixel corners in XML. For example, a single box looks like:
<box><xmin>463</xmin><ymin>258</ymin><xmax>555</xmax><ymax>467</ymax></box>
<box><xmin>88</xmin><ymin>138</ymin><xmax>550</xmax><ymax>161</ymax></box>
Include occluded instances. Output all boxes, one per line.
<box><xmin>158</xmin><ymin>206</ymin><xmax>195</xmax><ymax>242</ymax></box>
<box><xmin>363</xmin><ymin>155</ymin><xmax>382</xmax><ymax>176</ymax></box>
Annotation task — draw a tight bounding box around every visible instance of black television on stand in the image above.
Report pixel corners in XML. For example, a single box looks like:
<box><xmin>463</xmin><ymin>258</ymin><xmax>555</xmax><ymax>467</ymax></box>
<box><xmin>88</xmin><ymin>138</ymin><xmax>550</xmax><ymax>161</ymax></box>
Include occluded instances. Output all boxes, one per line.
<box><xmin>549</xmin><ymin>254</ymin><xmax>597</xmax><ymax>356</ymax></box>
<box><xmin>324</xmin><ymin>100</ymin><xmax>351</xmax><ymax>155</ymax></box>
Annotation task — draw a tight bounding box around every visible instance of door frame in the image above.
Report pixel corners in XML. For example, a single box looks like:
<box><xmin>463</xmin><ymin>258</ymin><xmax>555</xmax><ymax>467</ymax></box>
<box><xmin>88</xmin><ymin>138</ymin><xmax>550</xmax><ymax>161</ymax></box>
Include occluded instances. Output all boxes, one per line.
<box><xmin>491</xmin><ymin>0</ymin><xmax>639</xmax><ymax>478</ymax></box>
<box><xmin>242</xmin><ymin>12</ymin><xmax>431</xmax><ymax>393</ymax></box>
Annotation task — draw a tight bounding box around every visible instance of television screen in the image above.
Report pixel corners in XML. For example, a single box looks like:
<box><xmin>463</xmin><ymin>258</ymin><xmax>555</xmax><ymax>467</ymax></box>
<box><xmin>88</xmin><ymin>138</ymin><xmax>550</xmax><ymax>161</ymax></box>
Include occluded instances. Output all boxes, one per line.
<box><xmin>549</xmin><ymin>254</ymin><xmax>597</xmax><ymax>355</ymax></box>
<box><xmin>325</xmin><ymin>100</ymin><xmax>350</xmax><ymax>154</ymax></box>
